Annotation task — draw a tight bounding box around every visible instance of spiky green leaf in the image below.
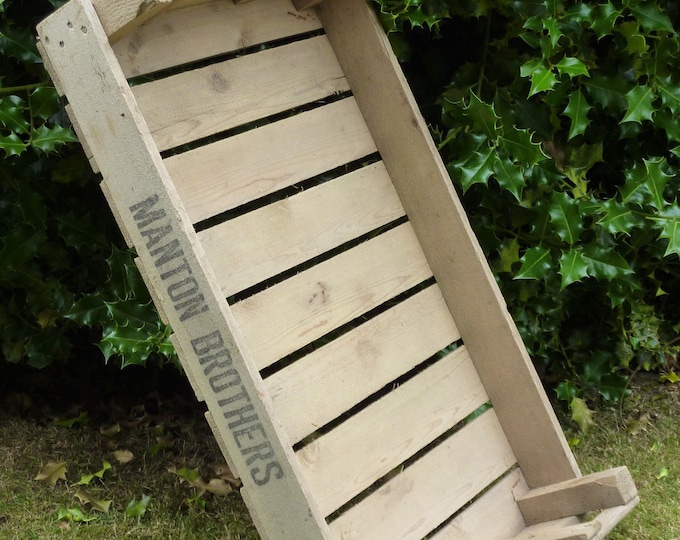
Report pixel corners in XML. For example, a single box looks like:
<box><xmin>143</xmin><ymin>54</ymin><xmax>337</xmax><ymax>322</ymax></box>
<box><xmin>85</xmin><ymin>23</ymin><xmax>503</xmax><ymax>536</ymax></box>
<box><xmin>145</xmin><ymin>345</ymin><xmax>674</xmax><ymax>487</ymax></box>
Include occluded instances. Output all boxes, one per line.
<box><xmin>493</xmin><ymin>155</ymin><xmax>525</xmax><ymax>201</ymax></box>
<box><xmin>628</xmin><ymin>4</ymin><xmax>674</xmax><ymax>33</ymax></box>
<box><xmin>559</xmin><ymin>249</ymin><xmax>590</xmax><ymax>289</ymax></box>
<box><xmin>549</xmin><ymin>191</ymin><xmax>583</xmax><ymax>244</ymax></box>
<box><xmin>515</xmin><ymin>246</ymin><xmax>552</xmax><ymax>280</ymax></box>
<box><xmin>555</xmin><ymin>57</ymin><xmax>589</xmax><ymax>78</ymax></box>
<box><xmin>563</xmin><ymin>90</ymin><xmax>592</xmax><ymax>140</ymax></box>
<box><xmin>621</xmin><ymin>85</ymin><xmax>657</xmax><ymax>124</ymax></box>
<box><xmin>0</xmin><ymin>95</ymin><xmax>29</xmax><ymax>134</ymax></box>
<box><xmin>526</xmin><ymin>64</ymin><xmax>558</xmax><ymax>96</ymax></box>
<box><xmin>31</xmin><ymin>124</ymin><xmax>77</xmax><ymax>154</ymax></box>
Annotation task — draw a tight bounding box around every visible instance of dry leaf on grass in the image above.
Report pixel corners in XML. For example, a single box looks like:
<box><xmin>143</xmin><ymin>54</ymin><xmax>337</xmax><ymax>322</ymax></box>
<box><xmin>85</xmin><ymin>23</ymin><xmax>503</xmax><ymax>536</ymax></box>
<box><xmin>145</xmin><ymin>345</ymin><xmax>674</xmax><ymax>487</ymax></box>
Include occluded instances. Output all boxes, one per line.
<box><xmin>74</xmin><ymin>487</ymin><xmax>112</xmax><ymax>513</ymax></box>
<box><xmin>112</xmin><ymin>449</ymin><xmax>134</xmax><ymax>464</ymax></box>
<box><xmin>35</xmin><ymin>461</ymin><xmax>67</xmax><ymax>486</ymax></box>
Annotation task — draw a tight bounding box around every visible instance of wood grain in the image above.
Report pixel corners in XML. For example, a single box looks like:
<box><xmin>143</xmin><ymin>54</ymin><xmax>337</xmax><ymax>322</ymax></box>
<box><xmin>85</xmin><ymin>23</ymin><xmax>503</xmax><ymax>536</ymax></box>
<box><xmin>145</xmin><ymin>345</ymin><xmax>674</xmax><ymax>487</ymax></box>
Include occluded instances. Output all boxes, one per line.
<box><xmin>133</xmin><ymin>35</ymin><xmax>348</xmax><ymax>151</ymax></box>
<box><xmin>297</xmin><ymin>346</ymin><xmax>488</xmax><ymax>516</ymax></box>
<box><xmin>164</xmin><ymin>97</ymin><xmax>376</xmax><ymax>224</ymax></box>
<box><xmin>113</xmin><ymin>0</ymin><xmax>322</xmax><ymax>77</ymax></box>
<box><xmin>230</xmin><ymin>223</ymin><xmax>433</xmax><ymax>369</ymax></box>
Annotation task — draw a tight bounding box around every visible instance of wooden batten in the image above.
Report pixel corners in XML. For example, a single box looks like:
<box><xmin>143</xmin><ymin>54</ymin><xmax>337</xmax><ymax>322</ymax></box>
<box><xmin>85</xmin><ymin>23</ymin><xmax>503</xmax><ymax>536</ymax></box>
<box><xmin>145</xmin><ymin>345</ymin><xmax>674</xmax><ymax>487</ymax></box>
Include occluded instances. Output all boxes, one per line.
<box><xmin>92</xmin><ymin>0</ymin><xmax>174</xmax><ymax>41</ymax></box>
<box><xmin>36</xmin><ymin>1</ymin><xmax>330</xmax><ymax>538</ymax></box>
<box><xmin>293</xmin><ymin>0</ymin><xmax>324</xmax><ymax>10</ymax></box>
<box><xmin>515</xmin><ymin>466</ymin><xmax>638</xmax><ymax>526</ymax></box>
<box><xmin>317</xmin><ymin>0</ymin><xmax>581</xmax><ymax>489</ymax></box>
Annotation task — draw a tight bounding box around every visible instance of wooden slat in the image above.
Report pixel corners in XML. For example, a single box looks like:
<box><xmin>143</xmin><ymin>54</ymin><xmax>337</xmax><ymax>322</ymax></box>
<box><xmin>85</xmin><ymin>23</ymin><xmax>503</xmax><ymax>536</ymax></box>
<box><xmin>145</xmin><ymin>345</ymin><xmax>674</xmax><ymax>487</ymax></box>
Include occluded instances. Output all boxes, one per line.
<box><xmin>429</xmin><ymin>469</ymin><xmax>529</xmax><ymax>540</ymax></box>
<box><xmin>328</xmin><ymin>409</ymin><xmax>517</xmax><ymax>540</ymax></box>
<box><xmin>297</xmin><ymin>346</ymin><xmax>488</xmax><ymax>516</ymax></box>
<box><xmin>516</xmin><ymin>466</ymin><xmax>637</xmax><ymax>526</ymax></box>
<box><xmin>113</xmin><ymin>0</ymin><xmax>322</xmax><ymax>77</ymax></box>
<box><xmin>231</xmin><ymin>222</ymin><xmax>432</xmax><ymax>369</ymax></box>
<box><xmin>132</xmin><ymin>34</ymin><xmax>349</xmax><ymax>151</ymax></box>
<box><xmin>36</xmin><ymin>3</ymin><xmax>331</xmax><ymax>538</ymax></box>
<box><xmin>266</xmin><ymin>284</ymin><xmax>460</xmax><ymax>444</ymax></box>
<box><xmin>199</xmin><ymin>162</ymin><xmax>403</xmax><ymax>296</ymax></box>
<box><xmin>92</xmin><ymin>0</ymin><xmax>173</xmax><ymax>40</ymax></box>
<box><xmin>165</xmin><ymin>97</ymin><xmax>377</xmax><ymax>224</ymax></box>
<box><xmin>318</xmin><ymin>0</ymin><xmax>582</xmax><ymax>488</ymax></box>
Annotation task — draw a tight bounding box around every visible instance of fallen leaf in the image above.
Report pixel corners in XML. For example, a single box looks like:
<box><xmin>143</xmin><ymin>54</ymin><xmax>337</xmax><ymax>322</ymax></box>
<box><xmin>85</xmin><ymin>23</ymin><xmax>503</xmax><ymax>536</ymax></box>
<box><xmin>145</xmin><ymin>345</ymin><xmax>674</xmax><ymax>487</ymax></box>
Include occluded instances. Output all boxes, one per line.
<box><xmin>660</xmin><ymin>371</ymin><xmax>680</xmax><ymax>384</ymax></box>
<box><xmin>124</xmin><ymin>494</ymin><xmax>151</xmax><ymax>518</ymax></box>
<box><xmin>205</xmin><ymin>478</ymin><xmax>232</xmax><ymax>496</ymax></box>
<box><xmin>99</xmin><ymin>423</ymin><xmax>121</xmax><ymax>437</ymax></box>
<box><xmin>74</xmin><ymin>487</ymin><xmax>112</xmax><ymax>513</ymax></box>
<box><xmin>657</xmin><ymin>467</ymin><xmax>670</xmax><ymax>480</ymax></box>
<box><xmin>209</xmin><ymin>462</ymin><xmax>241</xmax><ymax>487</ymax></box>
<box><xmin>75</xmin><ymin>460</ymin><xmax>111</xmax><ymax>485</ymax></box>
<box><xmin>112</xmin><ymin>449</ymin><xmax>134</xmax><ymax>464</ymax></box>
<box><xmin>35</xmin><ymin>462</ymin><xmax>67</xmax><ymax>486</ymax></box>
<box><xmin>626</xmin><ymin>412</ymin><xmax>650</xmax><ymax>436</ymax></box>
<box><xmin>57</xmin><ymin>506</ymin><xmax>97</xmax><ymax>523</ymax></box>
<box><xmin>53</xmin><ymin>412</ymin><xmax>88</xmax><ymax>428</ymax></box>
<box><xmin>570</xmin><ymin>397</ymin><xmax>596</xmax><ymax>433</ymax></box>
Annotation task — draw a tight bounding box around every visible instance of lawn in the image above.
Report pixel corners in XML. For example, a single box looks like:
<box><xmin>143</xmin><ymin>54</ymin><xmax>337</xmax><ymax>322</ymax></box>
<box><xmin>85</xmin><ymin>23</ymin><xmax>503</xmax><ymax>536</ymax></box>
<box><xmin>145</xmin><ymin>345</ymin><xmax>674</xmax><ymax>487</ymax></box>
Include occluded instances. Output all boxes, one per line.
<box><xmin>0</xmin><ymin>360</ymin><xmax>678</xmax><ymax>539</ymax></box>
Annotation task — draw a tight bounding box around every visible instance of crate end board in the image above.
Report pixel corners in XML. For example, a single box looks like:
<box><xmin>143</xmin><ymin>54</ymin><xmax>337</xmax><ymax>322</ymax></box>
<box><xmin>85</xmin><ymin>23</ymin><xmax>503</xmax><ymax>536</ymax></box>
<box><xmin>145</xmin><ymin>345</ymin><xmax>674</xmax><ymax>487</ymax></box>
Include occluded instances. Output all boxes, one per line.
<box><xmin>36</xmin><ymin>1</ymin><xmax>331</xmax><ymax>538</ymax></box>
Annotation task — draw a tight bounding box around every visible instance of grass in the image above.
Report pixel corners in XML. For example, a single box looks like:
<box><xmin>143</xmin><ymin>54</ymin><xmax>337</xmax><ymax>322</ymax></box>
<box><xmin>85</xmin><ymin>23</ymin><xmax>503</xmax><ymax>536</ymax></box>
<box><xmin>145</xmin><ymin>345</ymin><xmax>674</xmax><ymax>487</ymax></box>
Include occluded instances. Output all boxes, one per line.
<box><xmin>571</xmin><ymin>372</ymin><xmax>680</xmax><ymax>540</ymax></box>
<box><xmin>0</xmin><ymin>360</ymin><xmax>678</xmax><ymax>539</ymax></box>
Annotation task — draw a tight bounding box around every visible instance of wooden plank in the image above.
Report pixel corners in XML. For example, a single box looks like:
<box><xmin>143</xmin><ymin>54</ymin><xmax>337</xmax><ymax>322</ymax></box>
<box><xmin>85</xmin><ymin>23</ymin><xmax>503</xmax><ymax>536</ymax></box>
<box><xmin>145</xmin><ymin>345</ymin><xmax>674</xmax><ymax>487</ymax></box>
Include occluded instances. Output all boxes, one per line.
<box><xmin>266</xmin><ymin>284</ymin><xmax>460</xmax><ymax>444</ymax></box>
<box><xmin>198</xmin><ymin>162</ymin><xmax>404</xmax><ymax>296</ymax></box>
<box><xmin>294</xmin><ymin>0</ymin><xmax>324</xmax><ymax>9</ymax></box>
<box><xmin>297</xmin><ymin>346</ymin><xmax>488</xmax><ymax>516</ymax></box>
<box><xmin>511</xmin><ymin>496</ymin><xmax>639</xmax><ymax>540</ymax></box>
<box><xmin>318</xmin><ymin>0</ymin><xmax>582</xmax><ymax>488</ymax></box>
<box><xmin>92</xmin><ymin>0</ymin><xmax>173</xmax><ymax>41</ymax></box>
<box><xmin>132</xmin><ymin>35</ymin><xmax>349</xmax><ymax>151</ymax></box>
<box><xmin>328</xmin><ymin>409</ymin><xmax>517</xmax><ymax>540</ymax></box>
<box><xmin>516</xmin><ymin>466</ymin><xmax>637</xmax><ymax>525</ymax></box>
<box><xmin>164</xmin><ymin>97</ymin><xmax>377</xmax><ymax>224</ymax></box>
<box><xmin>230</xmin><ymin>222</ymin><xmax>433</xmax><ymax>369</ymax></box>
<box><xmin>429</xmin><ymin>469</ymin><xmax>530</xmax><ymax>540</ymax></box>
<box><xmin>113</xmin><ymin>0</ymin><xmax>322</xmax><ymax>77</ymax></box>
<box><xmin>36</xmin><ymin>3</ymin><xmax>330</xmax><ymax>538</ymax></box>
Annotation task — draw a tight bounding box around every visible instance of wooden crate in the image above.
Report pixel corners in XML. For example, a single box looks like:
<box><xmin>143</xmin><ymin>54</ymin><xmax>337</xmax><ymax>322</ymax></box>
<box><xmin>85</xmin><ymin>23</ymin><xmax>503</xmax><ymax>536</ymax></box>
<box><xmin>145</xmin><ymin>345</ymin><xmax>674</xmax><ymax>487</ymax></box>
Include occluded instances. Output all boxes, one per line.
<box><xmin>37</xmin><ymin>1</ymin><xmax>639</xmax><ymax>538</ymax></box>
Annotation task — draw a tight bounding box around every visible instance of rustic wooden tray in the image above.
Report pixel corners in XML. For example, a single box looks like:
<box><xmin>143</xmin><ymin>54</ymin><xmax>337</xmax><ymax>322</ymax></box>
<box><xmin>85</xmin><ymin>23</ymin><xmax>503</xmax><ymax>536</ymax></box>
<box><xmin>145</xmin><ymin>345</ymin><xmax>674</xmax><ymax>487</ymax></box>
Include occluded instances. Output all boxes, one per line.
<box><xmin>37</xmin><ymin>1</ymin><xmax>638</xmax><ymax>538</ymax></box>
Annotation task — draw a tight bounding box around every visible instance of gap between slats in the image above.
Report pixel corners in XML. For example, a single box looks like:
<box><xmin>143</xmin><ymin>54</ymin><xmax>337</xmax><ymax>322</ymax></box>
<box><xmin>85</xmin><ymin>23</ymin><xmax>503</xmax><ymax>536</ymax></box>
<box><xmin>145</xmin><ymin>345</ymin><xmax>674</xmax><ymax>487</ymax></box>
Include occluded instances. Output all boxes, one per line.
<box><xmin>230</xmin><ymin>222</ymin><xmax>433</xmax><ymax>370</ymax></box>
<box><xmin>328</xmin><ymin>409</ymin><xmax>518</xmax><ymax>540</ymax></box>
<box><xmin>165</xmin><ymin>96</ymin><xmax>377</xmax><ymax>225</ymax></box>
<box><xmin>297</xmin><ymin>345</ymin><xmax>488</xmax><ymax>517</ymax></box>
<box><xmin>132</xmin><ymin>34</ymin><xmax>348</xmax><ymax>152</ymax></box>
<box><xmin>198</xmin><ymin>161</ymin><xmax>404</xmax><ymax>297</ymax></box>
<box><xmin>112</xmin><ymin>0</ymin><xmax>323</xmax><ymax>78</ymax></box>
<box><xmin>265</xmin><ymin>284</ymin><xmax>459</xmax><ymax>444</ymax></box>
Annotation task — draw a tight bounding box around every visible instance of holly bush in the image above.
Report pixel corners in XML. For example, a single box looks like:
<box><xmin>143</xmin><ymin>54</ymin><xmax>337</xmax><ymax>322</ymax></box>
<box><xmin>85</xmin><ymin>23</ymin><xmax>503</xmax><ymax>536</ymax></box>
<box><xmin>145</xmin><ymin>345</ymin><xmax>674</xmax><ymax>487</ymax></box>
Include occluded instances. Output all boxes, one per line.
<box><xmin>0</xmin><ymin>0</ymin><xmax>174</xmax><ymax>368</ymax></box>
<box><xmin>373</xmin><ymin>0</ymin><xmax>680</xmax><ymax>406</ymax></box>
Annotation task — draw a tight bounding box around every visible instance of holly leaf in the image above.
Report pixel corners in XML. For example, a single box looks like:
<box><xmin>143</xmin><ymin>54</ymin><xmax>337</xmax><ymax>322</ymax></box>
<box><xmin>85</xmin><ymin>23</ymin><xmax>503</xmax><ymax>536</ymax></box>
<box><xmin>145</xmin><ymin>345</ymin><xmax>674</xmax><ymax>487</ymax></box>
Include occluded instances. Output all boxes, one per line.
<box><xmin>570</xmin><ymin>397</ymin><xmax>596</xmax><ymax>433</ymax></box>
<box><xmin>582</xmin><ymin>245</ymin><xmax>633</xmax><ymax>280</ymax></box>
<box><xmin>653</xmin><ymin>206</ymin><xmax>680</xmax><ymax>258</ymax></box>
<box><xmin>598</xmin><ymin>199</ymin><xmax>643</xmax><ymax>235</ymax></box>
<box><xmin>0</xmin><ymin>132</ymin><xmax>27</xmax><ymax>156</ymax></box>
<box><xmin>124</xmin><ymin>494</ymin><xmax>151</xmax><ymax>518</ymax></box>
<box><xmin>555</xmin><ymin>57</ymin><xmax>589</xmax><ymax>78</ymax></box>
<box><xmin>464</xmin><ymin>91</ymin><xmax>500</xmax><ymax>140</ymax></box>
<box><xmin>493</xmin><ymin>155</ymin><xmax>525</xmax><ymax>201</ymax></box>
<box><xmin>35</xmin><ymin>461</ymin><xmax>67</xmax><ymax>486</ymax></box>
<box><xmin>57</xmin><ymin>506</ymin><xmax>97</xmax><ymax>523</ymax></box>
<box><xmin>515</xmin><ymin>246</ymin><xmax>552</xmax><ymax>280</ymax></box>
<box><xmin>549</xmin><ymin>191</ymin><xmax>583</xmax><ymax>245</ymax></box>
<box><xmin>0</xmin><ymin>25</ymin><xmax>41</xmax><ymax>63</ymax></box>
<box><xmin>559</xmin><ymin>249</ymin><xmax>590</xmax><ymax>289</ymax></box>
<box><xmin>497</xmin><ymin>238</ymin><xmax>521</xmax><ymax>274</ymax></box>
<box><xmin>659</xmin><ymin>371</ymin><xmax>680</xmax><ymax>384</ymax></box>
<box><xmin>563</xmin><ymin>90</ymin><xmax>592</xmax><ymax>140</ymax></box>
<box><xmin>498</xmin><ymin>125</ymin><xmax>546</xmax><ymax>164</ymax></box>
<box><xmin>644</xmin><ymin>158</ymin><xmax>672</xmax><ymax>211</ymax></box>
<box><xmin>617</xmin><ymin>21</ymin><xmax>648</xmax><ymax>55</ymax></box>
<box><xmin>657</xmin><ymin>77</ymin><xmax>680</xmax><ymax>115</ymax></box>
<box><xmin>75</xmin><ymin>460</ymin><xmax>111</xmax><ymax>485</ymax></box>
<box><xmin>454</xmin><ymin>135</ymin><xmax>496</xmax><ymax>191</ymax></box>
<box><xmin>31</xmin><ymin>87</ymin><xmax>61</xmax><ymax>121</ymax></box>
<box><xmin>74</xmin><ymin>487</ymin><xmax>112</xmax><ymax>513</ymax></box>
<box><xmin>65</xmin><ymin>293</ymin><xmax>109</xmax><ymax>327</ymax></box>
<box><xmin>591</xmin><ymin>2</ymin><xmax>622</xmax><ymax>38</ymax></box>
<box><xmin>526</xmin><ymin>64</ymin><xmax>558</xmax><ymax>96</ymax></box>
<box><xmin>31</xmin><ymin>124</ymin><xmax>77</xmax><ymax>154</ymax></box>
<box><xmin>621</xmin><ymin>85</ymin><xmax>657</xmax><ymax>124</ymax></box>
<box><xmin>629</xmin><ymin>3</ymin><xmax>674</xmax><ymax>33</ymax></box>
<box><xmin>584</xmin><ymin>75</ymin><xmax>630</xmax><ymax>111</ymax></box>
<box><xmin>0</xmin><ymin>95</ymin><xmax>29</xmax><ymax>134</ymax></box>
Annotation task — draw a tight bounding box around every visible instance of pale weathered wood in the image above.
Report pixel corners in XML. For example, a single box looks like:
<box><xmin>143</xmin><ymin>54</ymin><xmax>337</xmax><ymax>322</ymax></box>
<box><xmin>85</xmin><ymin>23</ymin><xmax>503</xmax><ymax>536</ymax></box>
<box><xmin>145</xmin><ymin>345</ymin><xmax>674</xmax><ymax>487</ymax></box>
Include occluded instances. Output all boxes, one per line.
<box><xmin>429</xmin><ymin>469</ymin><xmax>530</xmax><ymax>540</ymax></box>
<box><xmin>293</xmin><ymin>0</ymin><xmax>324</xmax><ymax>9</ymax></box>
<box><xmin>516</xmin><ymin>466</ymin><xmax>637</xmax><ymax>525</ymax></box>
<box><xmin>170</xmin><ymin>334</ymin><xmax>204</xmax><ymax>402</ymax></box>
<box><xmin>164</xmin><ymin>97</ymin><xmax>376</xmax><ymax>224</ymax></box>
<box><xmin>92</xmin><ymin>0</ymin><xmax>173</xmax><ymax>41</ymax></box>
<box><xmin>113</xmin><ymin>0</ymin><xmax>322</xmax><ymax>77</ymax></box>
<box><xmin>318</xmin><ymin>0</ymin><xmax>581</xmax><ymax>489</ymax></box>
<box><xmin>199</xmin><ymin>162</ymin><xmax>404</xmax><ymax>296</ymax></box>
<box><xmin>511</xmin><ymin>496</ymin><xmax>639</xmax><ymax>540</ymax></box>
<box><xmin>297</xmin><ymin>346</ymin><xmax>488</xmax><ymax>517</ymax></box>
<box><xmin>132</xmin><ymin>35</ymin><xmax>348</xmax><ymax>151</ymax></box>
<box><xmin>329</xmin><ymin>409</ymin><xmax>517</xmax><ymax>539</ymax></box>
<box><xmin>36</xmin><ymin>2</ymin><xmax>331</xmax><ymax>537</ymax></box>
<box><xmin>266</xmin><ymin>284</ymin><xmax>460</xmax><ymax>444</ymax></box>
<box><xmin>99</xmin><ymin>181</ymin><xmax>133</xmax><ymax>247</ymax></box>
<box><xmin>230</xmin><ymin>222</ymin><xmax>433</xmax><ymax>369</ymax></box>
